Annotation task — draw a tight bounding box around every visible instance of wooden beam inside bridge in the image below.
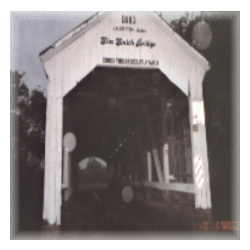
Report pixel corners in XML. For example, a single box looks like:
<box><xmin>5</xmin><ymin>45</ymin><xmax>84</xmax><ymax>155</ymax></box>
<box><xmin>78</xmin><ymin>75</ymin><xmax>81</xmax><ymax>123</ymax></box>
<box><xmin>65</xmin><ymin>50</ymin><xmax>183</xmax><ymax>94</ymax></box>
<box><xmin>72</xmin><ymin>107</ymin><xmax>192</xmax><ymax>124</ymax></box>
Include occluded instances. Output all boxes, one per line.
<box><xmin>123</xmin><ymin>180</ymin><xmax>195</xmax><ymax>194</ymax></box>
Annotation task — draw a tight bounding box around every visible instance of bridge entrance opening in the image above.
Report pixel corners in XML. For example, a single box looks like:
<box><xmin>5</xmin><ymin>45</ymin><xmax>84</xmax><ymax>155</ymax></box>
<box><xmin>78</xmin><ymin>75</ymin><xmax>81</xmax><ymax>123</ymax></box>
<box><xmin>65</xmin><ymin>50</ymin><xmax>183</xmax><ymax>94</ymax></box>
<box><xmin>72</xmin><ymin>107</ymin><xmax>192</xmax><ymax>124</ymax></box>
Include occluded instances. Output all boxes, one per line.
<box><xmin>60</xmin><ymin>66</ymin><xmax>197</xmax><ymax>230</ymax></box>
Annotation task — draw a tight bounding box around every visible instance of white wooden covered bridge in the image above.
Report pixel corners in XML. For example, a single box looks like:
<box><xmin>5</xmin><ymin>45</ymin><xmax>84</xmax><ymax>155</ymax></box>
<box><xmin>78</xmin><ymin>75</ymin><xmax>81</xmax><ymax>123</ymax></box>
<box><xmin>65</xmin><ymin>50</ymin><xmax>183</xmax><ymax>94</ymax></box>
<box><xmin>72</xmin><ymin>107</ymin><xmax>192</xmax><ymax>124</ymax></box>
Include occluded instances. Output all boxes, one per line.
<box><xmin>39</xmin><ymin>11</ymin><xmax>212</xmax><ymax>228</ymax></box>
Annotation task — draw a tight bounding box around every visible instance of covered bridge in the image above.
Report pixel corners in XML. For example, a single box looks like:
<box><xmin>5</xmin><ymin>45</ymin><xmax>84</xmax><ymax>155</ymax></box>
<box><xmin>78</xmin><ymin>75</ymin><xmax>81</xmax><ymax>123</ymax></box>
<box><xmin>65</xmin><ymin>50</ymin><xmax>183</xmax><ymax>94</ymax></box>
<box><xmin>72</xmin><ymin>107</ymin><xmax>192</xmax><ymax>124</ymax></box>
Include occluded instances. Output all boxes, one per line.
<box><xmin>39</xmin><ymin>11</ymin><xmax>212</xmax><ymax>228</ymax></box>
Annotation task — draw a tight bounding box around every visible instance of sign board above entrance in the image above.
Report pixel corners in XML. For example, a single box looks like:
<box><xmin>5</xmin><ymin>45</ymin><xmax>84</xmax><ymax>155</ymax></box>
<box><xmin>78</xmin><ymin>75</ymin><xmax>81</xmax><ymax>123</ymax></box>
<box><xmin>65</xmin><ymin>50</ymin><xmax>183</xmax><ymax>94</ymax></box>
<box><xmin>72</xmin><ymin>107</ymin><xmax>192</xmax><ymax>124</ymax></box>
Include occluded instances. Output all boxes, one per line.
<box><xmin>100</xmin><ymin>37</ymin><xmax>156</xmax><ymax>49</ymax></box>
<box><xmin>97</xmin><ymin>12</ymin><xmax>160</xmax><ymax>69</ymax></box>
<box><xmin>40</xmin><ymin>11</ymin><xmax>210</xmax><ymax>97</ymax></box>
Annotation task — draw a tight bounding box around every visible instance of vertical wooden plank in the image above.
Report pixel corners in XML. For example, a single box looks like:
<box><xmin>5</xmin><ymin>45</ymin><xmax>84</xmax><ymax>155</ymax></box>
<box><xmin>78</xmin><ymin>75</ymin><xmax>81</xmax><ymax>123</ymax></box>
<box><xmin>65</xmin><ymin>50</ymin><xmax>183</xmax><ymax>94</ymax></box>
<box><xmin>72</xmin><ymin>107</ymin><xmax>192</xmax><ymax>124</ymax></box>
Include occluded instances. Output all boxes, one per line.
<box><xmin>56</xmin><ymin>96</ymin><xmax>63</xmax><ymax>225</ymax></box>
<box><xmin>172</xmin><ymin>139</ymin><xmax>177</xmax><ymax>175</ymax></box>
<box><xmin>176</xmin><ymin>139</ymin><xmax>181</xmax><ymax>179</ymax></box>
<box><xmin>188</xmin><ymin>64</ymin><xmax>212</xmax><ymax>209</ymax></box>
<box><xmin>47</xmin><ymin>62</ymin><xmax>57</xmax><ymax>224</ymax></box>
<box><xmin>64</xmin><ymin>150</ymin><xmax>73</xmax><ymax>202</ymax></box>
<box><xmin>152</xmin><ymin>148</ymin><xmax>164</xmax><ymax>182</ymax></box>
<box><xmin>147</xmin><ymin>151</ymin><xmax>152</xmax><ymax>182</ymax></box>
<box><xmin>200</xmin><ymin>124</ymin><xmax>212</xmax><ymax>208</ymax></box>
<box><xmin>168</xmin><ymin>136</ymin><xmax>173</xmax><ymax>176</ymax></box>
<box><xmin>43</xmin><ymin>58</ymin><xmax>64</xmax><ymax>225</ymax></box>
<box><xmin>163</xmin><ymin>143</ymin><xmax>170</xmax><ymax>183</ymax></box>
<box><xmin>68</xmin><ymin>153</ymin><xmax>72</xmax><ymax>189</ymax></box>
<box><xmin>135</xmin><ymin>125</ymin><xmax>147</xmax><ymax>181</ymax></box>
<box><xmin>145</xmin><ymin>110</ymin><xmax>163</xmax><ymax>182</ymax></box>
<box><xmin>55</xmin><ymin>54</ymin><xmax>63</xmax><ymax>225</ymax></box>
<box><xmin>63</xmin><ymin>148</ymin><xmax>68</xmax><ymax>187</ymax></box>
<box><xmin>43</xmin><ymin>94</ymin><xmax>52</xmax><ymax>221</ymax></box>
<box><xmin>160</xmin><ymin>94</ymin><xmax>167</xmax><ymax>143</ymax></box>
<box><xmin>49</xmin><ymin>96</ymin><xmax>57</xmax><ymax>224</ymax></box>
<box><xmin>189</xmin><ymin>82</ymin><xmax>201</xmax><ymax>209</ymax></box>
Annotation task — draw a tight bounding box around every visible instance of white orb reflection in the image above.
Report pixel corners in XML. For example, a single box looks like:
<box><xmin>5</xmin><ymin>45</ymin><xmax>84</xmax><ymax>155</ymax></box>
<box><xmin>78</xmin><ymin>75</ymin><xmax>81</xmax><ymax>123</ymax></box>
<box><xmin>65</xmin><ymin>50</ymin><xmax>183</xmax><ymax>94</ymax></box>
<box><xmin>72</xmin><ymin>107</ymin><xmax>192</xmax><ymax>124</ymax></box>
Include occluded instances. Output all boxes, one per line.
<box><xmin>122</xmin><ymin>185</ymin><xmax>133</xmax><ymax>203</ymax></box>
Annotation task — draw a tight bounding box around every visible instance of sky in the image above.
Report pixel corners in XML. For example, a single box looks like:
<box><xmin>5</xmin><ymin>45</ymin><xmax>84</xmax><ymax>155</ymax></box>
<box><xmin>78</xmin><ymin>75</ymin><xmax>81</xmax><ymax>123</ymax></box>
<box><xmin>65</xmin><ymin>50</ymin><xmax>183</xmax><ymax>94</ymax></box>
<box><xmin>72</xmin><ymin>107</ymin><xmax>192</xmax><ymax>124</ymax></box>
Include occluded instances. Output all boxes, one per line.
<box><xmin>78</xmin><ymin>157</ymin><xmax>107</xmax><ymax>170</ymax></box>
<box><xmin>10</xmin><ymin>11</ymin><xmax>187</xmax><ymax>95</ymax></box>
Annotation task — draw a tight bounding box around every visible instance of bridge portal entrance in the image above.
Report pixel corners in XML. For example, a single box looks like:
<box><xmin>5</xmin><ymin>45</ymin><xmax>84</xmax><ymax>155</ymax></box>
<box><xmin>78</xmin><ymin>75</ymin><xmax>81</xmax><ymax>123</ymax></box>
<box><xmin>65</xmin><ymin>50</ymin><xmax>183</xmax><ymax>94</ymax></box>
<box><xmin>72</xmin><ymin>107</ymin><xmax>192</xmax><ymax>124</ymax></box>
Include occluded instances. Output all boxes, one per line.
<box><xmin>60</xmin><ymin>66</ymin><xmax>197</xmax><ymax>229</ymax></box>
<box><xmin>39</xmin><ymin>12</ymin><xmax>212</xmax><ymax>228</ymax></box>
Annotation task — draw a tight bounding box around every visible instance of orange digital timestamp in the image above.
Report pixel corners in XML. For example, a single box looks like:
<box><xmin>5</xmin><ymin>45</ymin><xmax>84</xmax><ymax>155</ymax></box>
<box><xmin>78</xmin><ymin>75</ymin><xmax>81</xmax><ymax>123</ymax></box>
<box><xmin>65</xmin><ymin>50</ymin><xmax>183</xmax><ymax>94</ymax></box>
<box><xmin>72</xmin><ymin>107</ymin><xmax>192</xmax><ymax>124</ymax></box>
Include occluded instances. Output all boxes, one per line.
<box><xmin>200</xmin><ymin>221</ymin><xmax>240</xmax><ymax>231</ymax></box>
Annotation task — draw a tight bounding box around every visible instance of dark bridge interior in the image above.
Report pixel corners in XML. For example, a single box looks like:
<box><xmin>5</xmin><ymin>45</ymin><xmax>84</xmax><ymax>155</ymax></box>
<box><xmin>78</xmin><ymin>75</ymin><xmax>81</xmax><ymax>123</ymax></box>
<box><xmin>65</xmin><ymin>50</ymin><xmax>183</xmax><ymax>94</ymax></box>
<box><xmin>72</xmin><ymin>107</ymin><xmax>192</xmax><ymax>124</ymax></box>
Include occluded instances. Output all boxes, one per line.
<box><xmin>61</xmin><ymin>66</ymin><xmax>197</xmax><ymax>231</ymax></box>
<box><xmin>63</xmin><ymin>66</ymin><xmax>192</xmax><ymax>184</ymax></box>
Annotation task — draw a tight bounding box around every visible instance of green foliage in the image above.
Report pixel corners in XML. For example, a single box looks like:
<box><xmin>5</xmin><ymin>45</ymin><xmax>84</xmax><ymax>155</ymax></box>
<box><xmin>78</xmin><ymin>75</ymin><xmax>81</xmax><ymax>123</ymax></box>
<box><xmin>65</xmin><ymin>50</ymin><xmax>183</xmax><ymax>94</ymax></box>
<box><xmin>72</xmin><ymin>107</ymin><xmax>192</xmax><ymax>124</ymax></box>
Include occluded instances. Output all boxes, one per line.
<box><xmin>171</xmin><ymin>12</ymin><xmax>233</xmax><ymax>221</ymax></box>
<box><xmin>11</xmin><ymin>70</ymin><xmax>46</xmax><ymax>171</ymax></box>
<box><xmin>170</xmin><ymin>12</ymin><xmax>232</xmax><ymax>140</ymax></box>
<box><xmin>170</xmin><ymin>11</ymin><xmax>212</xmax><ymax>48</ymax></box>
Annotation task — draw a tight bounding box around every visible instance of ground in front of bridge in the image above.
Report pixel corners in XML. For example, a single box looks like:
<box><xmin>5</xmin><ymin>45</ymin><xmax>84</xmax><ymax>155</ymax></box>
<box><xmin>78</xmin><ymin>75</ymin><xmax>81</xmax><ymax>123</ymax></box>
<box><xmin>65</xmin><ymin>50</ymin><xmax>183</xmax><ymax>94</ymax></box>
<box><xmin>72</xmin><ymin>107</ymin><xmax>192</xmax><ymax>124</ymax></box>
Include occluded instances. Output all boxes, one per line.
<box><xmin>60</xmin><ymin>188</ymin><xmax>200</xmax><ymax>232</ymax></box>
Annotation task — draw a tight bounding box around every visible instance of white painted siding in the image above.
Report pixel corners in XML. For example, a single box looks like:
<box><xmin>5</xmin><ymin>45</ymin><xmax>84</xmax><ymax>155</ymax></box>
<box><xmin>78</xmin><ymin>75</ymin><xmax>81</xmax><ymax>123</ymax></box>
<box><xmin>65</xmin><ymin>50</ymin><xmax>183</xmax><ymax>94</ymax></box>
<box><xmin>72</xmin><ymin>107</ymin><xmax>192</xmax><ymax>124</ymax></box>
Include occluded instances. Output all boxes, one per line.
<box><xmin>41</xmin><ymin>11</ymin><xmax>212</xmax><ymax>225</ymax></box>
<box><xmin>43</xmin><ymin>12</ymin><xmax>209</xmax><ymax>97</ymax></box>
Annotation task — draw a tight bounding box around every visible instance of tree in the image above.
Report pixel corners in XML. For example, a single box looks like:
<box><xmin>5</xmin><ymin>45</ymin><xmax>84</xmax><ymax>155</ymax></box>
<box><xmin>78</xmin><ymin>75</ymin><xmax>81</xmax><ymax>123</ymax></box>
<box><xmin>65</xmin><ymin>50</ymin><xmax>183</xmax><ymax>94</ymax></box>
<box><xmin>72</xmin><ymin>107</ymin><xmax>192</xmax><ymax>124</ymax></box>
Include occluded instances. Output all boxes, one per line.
<box><xmin>170</xmin><ymin>12</ymin><xmax>235</xmax><ymax>221</ymax></box>
<box><xmin>11</xmin><ymin>70</ymin><xmax>47</xmax><ymax>230</ymax></box>
<box><xmin>11</xmin><ymin>70</ymin><xmax>46</xmax><ymax>171</ymax></box>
